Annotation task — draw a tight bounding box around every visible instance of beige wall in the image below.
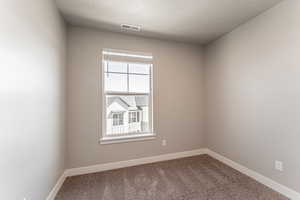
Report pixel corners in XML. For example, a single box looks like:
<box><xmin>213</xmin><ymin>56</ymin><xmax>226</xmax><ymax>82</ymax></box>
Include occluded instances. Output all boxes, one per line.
<box><xmin>66</xmin><ymin>27</ymin><xmax>204</xmax><ymax>168</ymax></box>
<box><xmin>0</xmin><ymin>0</ymin><xmax>66</xmax><ymax>199</ymax></box>
<box><xmin>205</xmin><ymin>0</ymin><xmax>300</xmax><ymax>193</ymax></box>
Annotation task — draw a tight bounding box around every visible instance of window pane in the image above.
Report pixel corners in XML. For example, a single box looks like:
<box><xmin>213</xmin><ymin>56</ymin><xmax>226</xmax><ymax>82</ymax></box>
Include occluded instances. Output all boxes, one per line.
<box><xmin>105</xmin><ymin>61</ymin><xmax>127</xmax><ymax>73</ymax></box>
<box><xmin>106</xmin><ymin>95</ymin><xmax>150</xmax><ymax>135</ymax></box>
<box><xmin>113</xmin><ymin>113</ymin><xmax>124</xmax><ymax>126</ymax></box>
<box><xmin>129</xmin><ymin>74</ymin><xmax>150</xmax><ymax>93</ymax></box>
<box><xmin>129</xmin><ymin>63</ymin><xmax>150</xmax><ymax>74</ymax></box>
<box><xmin>129</xmin><ymin>112</ymin><xmax>137</xmax><ymax>123</ymax></box>
<box><xmin>105</xmin><ymin>73</ymin><xmax>127</xmax><ymax>92</ymax></box>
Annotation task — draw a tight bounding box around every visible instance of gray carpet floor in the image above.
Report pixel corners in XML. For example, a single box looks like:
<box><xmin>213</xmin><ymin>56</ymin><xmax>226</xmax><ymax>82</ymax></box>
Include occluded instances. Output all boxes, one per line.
<box><xmin>55</xmin><ymin>155</ymin><xmax>289</xmax><ymax>200</ymax></box>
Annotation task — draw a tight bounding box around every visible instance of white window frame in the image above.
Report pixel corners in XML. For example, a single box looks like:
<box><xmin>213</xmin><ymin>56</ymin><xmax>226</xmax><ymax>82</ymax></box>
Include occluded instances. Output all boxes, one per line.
<box><xmin>100</xmin><ymin>49</ymin><xmax>155</xmax><ymax>144</ymax></box>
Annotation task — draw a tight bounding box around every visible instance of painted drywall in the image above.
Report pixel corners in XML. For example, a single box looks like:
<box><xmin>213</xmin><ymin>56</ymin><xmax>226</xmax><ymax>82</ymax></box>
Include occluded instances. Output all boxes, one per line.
<box><xmin>205</xmin><ymin>0</ymin><xmax>300</xmax><ymax>193</ymax></box>
<box><xmin>0</xmin><ymin>0</ymin><xmax>66</xmax><ymax>199</ymax></box>
<box><xmin>66</xmin><ymin>27</ymin><xmax>204</xmax><ymax>168</ymax></box>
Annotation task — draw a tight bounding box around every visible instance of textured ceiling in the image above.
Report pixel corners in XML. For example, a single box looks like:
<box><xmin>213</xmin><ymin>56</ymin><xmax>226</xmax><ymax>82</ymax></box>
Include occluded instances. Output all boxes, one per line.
<box><xmin>56</xmin><ymin>0</ymin><xmax>283</xmax><ymax>44</ymax></box>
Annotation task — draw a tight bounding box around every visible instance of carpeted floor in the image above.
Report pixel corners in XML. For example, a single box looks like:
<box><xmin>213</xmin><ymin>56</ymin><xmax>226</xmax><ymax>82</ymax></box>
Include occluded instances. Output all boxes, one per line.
<box><xmin>55</xmin><ymin>155</ymin><xmax>289</xmax><ymax>200</ymax></box>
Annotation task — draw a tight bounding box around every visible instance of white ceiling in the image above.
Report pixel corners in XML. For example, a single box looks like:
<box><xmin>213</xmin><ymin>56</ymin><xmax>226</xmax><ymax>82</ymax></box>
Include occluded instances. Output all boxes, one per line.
<box><xmin>55</xmin><ymin>0</ymin><xmax>283</xmax><ymax>44</ymax></box>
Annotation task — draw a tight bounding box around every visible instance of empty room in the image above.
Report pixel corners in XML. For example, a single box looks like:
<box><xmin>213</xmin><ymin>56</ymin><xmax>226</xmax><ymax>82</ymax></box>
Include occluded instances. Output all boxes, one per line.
<box><xmin>2</xmin><ymin>0</ymin><xmax>300</xmax><ymax>199</ymax></box>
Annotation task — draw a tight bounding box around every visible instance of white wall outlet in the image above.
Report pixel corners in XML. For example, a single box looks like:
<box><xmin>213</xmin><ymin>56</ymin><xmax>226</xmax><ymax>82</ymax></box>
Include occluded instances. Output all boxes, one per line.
<box><xmin>275</xmin><ymin>160</ymin><xmax>283</xmax><ymax>171</ymax></box>
<box><xmin>162</xmin><ymin>139</ymin><xmax>167</xmax><ymax>146</ymax></box>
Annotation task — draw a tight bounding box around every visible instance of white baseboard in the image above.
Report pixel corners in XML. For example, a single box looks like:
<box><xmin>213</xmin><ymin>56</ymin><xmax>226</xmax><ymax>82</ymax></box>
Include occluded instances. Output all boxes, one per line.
<box><xmin>47</xmin><ymin>148</ymin><xmax>300</xmax><ymax>200</ymax></box>
<box><xmin>46</xmin><ymin>172</ymin><xmax>67</xmax><ymax>200</ymax></box>
<box><xmin>207</xmin><ymin>149</ymin><xmax>300</xmax><ymax>200</ymax></box>
<box><xmin>46</xmin><ymin>148</ymin><xmax>207</xmax><ymax>199</ymax></box>
<box><xmin>65</xmin><ymin>148</ymin><xmax>208</xmax><ymax>177</ymax></box>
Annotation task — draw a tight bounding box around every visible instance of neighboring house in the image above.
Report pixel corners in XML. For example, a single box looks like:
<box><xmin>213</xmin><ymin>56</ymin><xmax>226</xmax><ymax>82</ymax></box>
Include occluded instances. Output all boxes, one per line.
<box><xmin>106</xmin><ymin>96</ymin><xmax>149</xmax><ymax>135</ymax></box>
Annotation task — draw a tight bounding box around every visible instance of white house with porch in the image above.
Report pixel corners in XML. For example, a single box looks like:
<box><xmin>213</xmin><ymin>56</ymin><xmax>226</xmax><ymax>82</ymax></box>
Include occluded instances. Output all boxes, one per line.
<box><xmin>106</xmin><ymin>96</ymin><xmax>149</xmax><ymax>135</ymax></box>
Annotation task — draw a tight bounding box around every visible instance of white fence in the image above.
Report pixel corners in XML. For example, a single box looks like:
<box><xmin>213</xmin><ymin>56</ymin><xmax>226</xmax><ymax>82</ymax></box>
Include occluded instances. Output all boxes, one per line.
<box><xmin>108</xmin><ymin>122</ymin><xmax>149</xmax><ymax>135</ymax></box>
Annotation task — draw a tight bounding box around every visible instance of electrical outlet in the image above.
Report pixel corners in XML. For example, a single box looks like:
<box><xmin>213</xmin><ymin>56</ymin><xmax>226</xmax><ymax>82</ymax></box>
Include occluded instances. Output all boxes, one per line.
<box><xmin>162</xmin><ymin>139</ymin><xmax>167</xmax><ymax>146</ymax></box>
<box><xmin>275</xmin><ymin>160</ymin><xmax>283</xmax><ymax>171</ymax></box>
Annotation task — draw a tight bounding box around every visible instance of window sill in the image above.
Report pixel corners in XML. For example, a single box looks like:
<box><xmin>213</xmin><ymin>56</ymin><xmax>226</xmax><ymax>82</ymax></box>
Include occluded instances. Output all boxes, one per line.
<box><xmin>100</xmin><ymin>133</ymin><xmax>156</xmax><ymax>145</ymax></box>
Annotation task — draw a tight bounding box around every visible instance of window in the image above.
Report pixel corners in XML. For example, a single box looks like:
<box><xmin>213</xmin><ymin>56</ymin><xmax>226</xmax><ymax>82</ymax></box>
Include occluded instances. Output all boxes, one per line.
<box><xmin>101</xmin><ymin>49</ymin><xmax>154</xmax><ymax>143</ymax></box>
<box><xmin>112</xmin><ymin>113</ymin><xmax>124</xmax><ymax>126</ymax></box>
<box><xmin>129</xmin><ymin>111</ymin><xmax>139</xmax><ymax>123</ymax></box>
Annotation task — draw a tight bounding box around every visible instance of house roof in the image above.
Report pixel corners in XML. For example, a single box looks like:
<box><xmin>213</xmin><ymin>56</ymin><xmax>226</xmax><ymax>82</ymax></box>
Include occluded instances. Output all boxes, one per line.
<box><xmin>107</xmin><ymin>96</ymin><xmax>148</xmax><ymax>109</ymax></box>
